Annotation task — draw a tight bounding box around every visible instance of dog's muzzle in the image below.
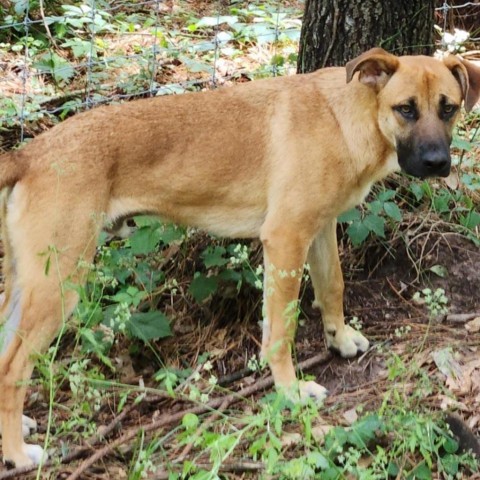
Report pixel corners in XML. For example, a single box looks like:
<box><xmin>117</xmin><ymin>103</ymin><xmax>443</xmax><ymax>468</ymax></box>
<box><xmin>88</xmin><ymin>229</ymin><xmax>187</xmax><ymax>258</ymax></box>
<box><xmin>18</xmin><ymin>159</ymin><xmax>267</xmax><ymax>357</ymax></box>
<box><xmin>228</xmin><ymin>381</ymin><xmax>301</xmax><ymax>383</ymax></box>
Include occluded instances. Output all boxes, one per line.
<box><xmin>398</xmin><ymin>139</ymin><xmax>451</xmax><ymax>178</ymax></box>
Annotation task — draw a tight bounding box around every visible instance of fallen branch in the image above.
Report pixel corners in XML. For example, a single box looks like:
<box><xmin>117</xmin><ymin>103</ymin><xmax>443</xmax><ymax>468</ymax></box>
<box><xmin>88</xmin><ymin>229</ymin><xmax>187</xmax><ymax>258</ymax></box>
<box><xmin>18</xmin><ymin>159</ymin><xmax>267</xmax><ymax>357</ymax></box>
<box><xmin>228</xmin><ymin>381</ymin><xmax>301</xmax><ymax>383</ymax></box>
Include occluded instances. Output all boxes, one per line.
<box><xmin>443</xmin><ymin>313</ymin><xmax>480</xmax><ymax>323</ymax></box>
<box><xmin>150</xmin><ymin>460</ymin><xmax>266</xmax><ymax>479</ymax></box>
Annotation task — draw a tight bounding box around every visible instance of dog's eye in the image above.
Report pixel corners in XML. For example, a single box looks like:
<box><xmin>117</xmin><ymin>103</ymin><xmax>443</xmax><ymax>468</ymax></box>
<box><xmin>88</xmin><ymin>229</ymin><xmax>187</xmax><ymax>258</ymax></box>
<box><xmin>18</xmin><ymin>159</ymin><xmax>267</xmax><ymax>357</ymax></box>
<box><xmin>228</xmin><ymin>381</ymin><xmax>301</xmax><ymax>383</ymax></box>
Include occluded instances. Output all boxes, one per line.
<box><xmin>394</xmin><ymin>104</ymin><xmax>416</xmax><ymax>120</ymax></box>
<box><xmin>441</xmin><ymin>104</ymin><xmax>457</xmax><ymax>118</ymax></box>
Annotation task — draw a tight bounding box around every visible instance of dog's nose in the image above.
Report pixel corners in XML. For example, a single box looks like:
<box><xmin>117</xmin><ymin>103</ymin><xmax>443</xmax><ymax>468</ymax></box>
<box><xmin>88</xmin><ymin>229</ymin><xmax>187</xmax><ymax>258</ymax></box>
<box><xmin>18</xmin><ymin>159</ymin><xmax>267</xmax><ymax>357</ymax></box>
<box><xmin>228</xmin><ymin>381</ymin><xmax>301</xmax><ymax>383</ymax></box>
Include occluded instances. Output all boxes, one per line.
<box><xmin>421</xmin><ymin>146</ymin><xmax>451</xmax><ymax>177</ymax></box>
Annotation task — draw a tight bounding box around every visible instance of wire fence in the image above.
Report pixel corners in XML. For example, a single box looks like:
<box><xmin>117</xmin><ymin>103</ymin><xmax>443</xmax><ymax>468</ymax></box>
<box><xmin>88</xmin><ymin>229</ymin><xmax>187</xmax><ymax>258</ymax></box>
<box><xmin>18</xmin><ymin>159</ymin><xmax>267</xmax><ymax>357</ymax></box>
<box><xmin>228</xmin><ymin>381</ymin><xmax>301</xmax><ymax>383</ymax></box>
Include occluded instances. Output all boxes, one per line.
<box><xmin>0</xmin><ymin>0</ymin><xmax>479</xmax><ymax>149</ymax></box>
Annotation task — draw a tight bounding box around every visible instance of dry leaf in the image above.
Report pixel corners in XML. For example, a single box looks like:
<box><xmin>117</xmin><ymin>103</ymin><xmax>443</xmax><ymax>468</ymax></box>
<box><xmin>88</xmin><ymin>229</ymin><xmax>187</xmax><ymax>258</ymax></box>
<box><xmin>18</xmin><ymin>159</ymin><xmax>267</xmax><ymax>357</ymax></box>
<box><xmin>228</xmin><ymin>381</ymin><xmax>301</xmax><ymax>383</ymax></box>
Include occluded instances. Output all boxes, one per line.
<box><xmin>280</xmin><ymin>423</ymin><xmax>332</xmax><ymax>447</ymax></box>
<box><xmin>432</xmin><ymin>348</ymin><xmax>462</xmax><ymax>379</ymax></box>
<box><xmin>465</xmin><ymin>317</ymin><xmax>480</xmax><ymax>333</ymax></box>
<box><xmin>281</xmin><ymin>431</ymin><xmax>301</xmax><ymax>448</ymax></box>
<box><xmin>343</xmin><ymin>408</ymin><xmax>358</xmax><ymax>425</ymax></box>
<box><xmin>444</xmin><ymin>169</ymin><xmax>459</xmax><ymax>189</ymax></box>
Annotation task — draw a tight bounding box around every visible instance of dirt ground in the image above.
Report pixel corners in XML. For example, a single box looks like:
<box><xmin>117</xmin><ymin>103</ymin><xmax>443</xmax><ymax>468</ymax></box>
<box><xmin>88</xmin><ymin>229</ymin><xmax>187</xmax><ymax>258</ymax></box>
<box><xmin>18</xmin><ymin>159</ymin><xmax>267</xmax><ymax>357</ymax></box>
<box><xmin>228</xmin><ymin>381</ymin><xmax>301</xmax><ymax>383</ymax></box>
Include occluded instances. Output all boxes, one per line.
<box><xmin>1</xmin><ymin>229</ymin><xmax>478</xmax><ymax>479</ymax></box>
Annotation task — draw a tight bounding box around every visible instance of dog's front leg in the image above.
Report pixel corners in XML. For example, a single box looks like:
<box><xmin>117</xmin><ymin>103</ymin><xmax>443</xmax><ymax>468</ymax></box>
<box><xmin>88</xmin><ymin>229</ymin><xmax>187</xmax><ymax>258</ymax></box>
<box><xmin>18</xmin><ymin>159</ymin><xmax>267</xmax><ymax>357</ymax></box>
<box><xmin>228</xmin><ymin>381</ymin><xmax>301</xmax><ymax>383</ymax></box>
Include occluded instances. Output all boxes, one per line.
<box><xmin>260</xmin><ymin>223</ymin><xmax>328</xmax><ymax>402</ymax></box>
<box><xmin>307</xmin><ymin>219</ymin><xmax>369</xmax><ymax>357</ymax></box>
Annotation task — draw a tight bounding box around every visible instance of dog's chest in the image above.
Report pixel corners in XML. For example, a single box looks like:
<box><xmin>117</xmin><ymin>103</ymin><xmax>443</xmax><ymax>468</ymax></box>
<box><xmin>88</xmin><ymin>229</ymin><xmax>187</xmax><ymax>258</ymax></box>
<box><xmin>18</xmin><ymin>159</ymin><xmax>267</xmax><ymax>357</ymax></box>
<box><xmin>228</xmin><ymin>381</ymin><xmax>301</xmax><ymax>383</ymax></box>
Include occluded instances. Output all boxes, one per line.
<box><xmin>341</xmin><ymin>151</ymin><xmax>399</xmax><ymax>213</ymax></box>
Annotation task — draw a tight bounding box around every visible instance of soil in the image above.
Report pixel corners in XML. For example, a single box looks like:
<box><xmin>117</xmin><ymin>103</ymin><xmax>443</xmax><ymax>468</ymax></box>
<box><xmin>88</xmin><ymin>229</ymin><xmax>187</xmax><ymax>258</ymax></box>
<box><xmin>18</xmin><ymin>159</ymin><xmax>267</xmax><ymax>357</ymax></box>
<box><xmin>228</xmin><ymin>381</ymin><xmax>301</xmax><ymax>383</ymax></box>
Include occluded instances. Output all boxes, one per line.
<box><xmin>2</xmin><ymin>230</ymin><xmax>479</xmax><ymax>479</ymax></box>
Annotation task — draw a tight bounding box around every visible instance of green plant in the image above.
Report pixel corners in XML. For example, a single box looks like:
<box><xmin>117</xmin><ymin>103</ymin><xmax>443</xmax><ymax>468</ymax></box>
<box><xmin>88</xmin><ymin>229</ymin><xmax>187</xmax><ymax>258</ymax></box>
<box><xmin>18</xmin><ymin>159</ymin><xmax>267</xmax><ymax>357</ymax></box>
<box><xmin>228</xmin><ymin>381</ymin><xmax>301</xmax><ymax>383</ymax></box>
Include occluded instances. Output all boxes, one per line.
<box><xmin>413</xmin><ymin>287</ymin><xmax>449</xmax><ymax>317</ymax></box>
<box><xmin>72</xmin><ymin>219</ymin><xmax>180</xmax><ymax>363</ymax></box>
<box><xmin>339</xmin><ymin>188</ymin><xmax>402</xmax><ymax>246</ymax></box>
<box><xmin>189</xmin><ymin>242</ymin><xmax>263</xmax><ymax>303</ymax></box>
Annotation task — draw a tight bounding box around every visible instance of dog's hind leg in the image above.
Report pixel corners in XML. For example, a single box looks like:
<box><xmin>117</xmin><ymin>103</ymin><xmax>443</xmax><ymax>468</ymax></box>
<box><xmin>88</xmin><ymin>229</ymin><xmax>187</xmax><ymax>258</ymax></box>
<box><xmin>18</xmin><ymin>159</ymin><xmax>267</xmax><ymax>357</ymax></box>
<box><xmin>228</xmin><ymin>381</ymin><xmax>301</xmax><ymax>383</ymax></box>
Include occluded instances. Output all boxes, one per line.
<box><xmin>307</xmin><ymin>219</ymin><xmax>369</xmax><ymax>357</ymax></box>
<box><xmin>0</xmin><ymin>191</ymin><xmax>40</xmax><ymax>440</ymax></box>
<box><xmin>0</xmin><ymin>190</ymin><xmax>101</xmax><ymax>467</ymax></box>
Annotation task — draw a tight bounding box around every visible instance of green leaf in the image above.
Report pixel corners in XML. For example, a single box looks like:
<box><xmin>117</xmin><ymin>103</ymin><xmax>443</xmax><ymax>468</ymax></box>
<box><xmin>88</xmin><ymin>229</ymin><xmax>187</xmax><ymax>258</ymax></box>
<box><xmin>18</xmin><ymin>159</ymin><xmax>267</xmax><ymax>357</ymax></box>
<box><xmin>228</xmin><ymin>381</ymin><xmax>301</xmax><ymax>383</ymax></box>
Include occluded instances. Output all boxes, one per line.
<box><xmin>363</xmin><ymin>214</ymin><xmax>385</xmax><ymax>237</ymax></box>
<box><xmin>443</xmin><ymin>436</ymin><xmax>459</xmax><ymax>454</ymax></box>
<box><xmin>189</xmin><ymin>274</ymin><xmax>218</xmax><ymax>303</ymax></box>
<box><xmin>182</xmin><ymin>413</ymin><xmax>199</xmax><ymax>430</ymax></box>
<box><xmin>179</xmin><ymin>56</ymin><xmax>214</xmax><ymax>74</ymax></box>
<box><xmin>201</xmin><ymin>246</ymin><xmax>228</xmax><ymax>268</ymax></box>
<box><xmin>384</xmin><ymin>201</ymin><xmax>402</xmax><ymax>221</ymax></box>
<box><xmin>61</xmin><ymin>38</ymin><xmax>92</xmax><ymax>58</ymax></box>
<box><xmin>387</xmin><ymin>462</ymin><xmax>399</xmax><ymax>476</ymax></box>
<box><xmin>441</xmin><ymin>454</ymin><xmax>459</xmax><ymax>475</ymax></box>
<box><xmin>348</xmin><ymin>414</ymin><xmax>382</xmax><ymax>448</ymax></box>
<box><xmin>408</xmin><ymin>462</ymin><xmax>432</xmax><ymax>480</ymax></box>
<box><xmin>218</xmin><ymin>268</ymin><xmax>242</xmax><ymax>284</ymax></box>
<box><xmin>322</xmin><ymin>467</ymin><xmax>342</xmax><ymax>480</ymax></box>
<box><xmin>159</xmin><ymin>223</ymin><xmax>185</xmax><ymax>245</ymax></box>
<box><xmin>127</xmin><ymin>311</ymin><xmax>171</xmax><ymax>341</ymax></box>
<box><xmin>133</xmin><ymin>216</ymin><xmax>161</xmax><ymax>228</ymax></box>
<box><xmin>196</xmin><ymin>15</ymin><xmax>238</xmax><ymax>28</ymax></box>
<box><xmin>451</xmin><ymin>136</ymin><xmax>472</xmax><ymax>152</ymax></box>
<box><xmin>432</xmin><ymin>192</ymin><xmax>451</xmax><ymax>214</ymax></box>
<box><xmin>33</xmin><ymin>52</ymin><xmax>75</xmax><ymax>84</ymax></box>
<box><xmin>460</xmin><ymin>210</ymin><xmax>480</xmax><ymax>229</ymax></box>
<box><xmin>338</xmin><ymin>208</ymin><xmax>361</xmax><ymax>223</ymax></box>
<box><xmin>410</xmin><ymin>183</ymin><xmax>425</xmax><ymax>202</ymax></box>
<box><xmin>429</xmin><ymin>264</ymin><xmax>448</xmax><ymax>278</ymax></box>
<box><xmin>346</xmin><ymin>221</ymin><xmax>369</xmax><ymax>246</ymax></box>
<box><xmin>306</xmin><ymin>451</ymin><xmax>329</xmax><ymax>469</ymax></box>
<box><xmin>377</xmin><ymin>189</ymin><xmax>396</xmax><ymax>202</ymax></box>
<box><xmin>367</xmin><ymin>200</ymin><xmax>383</xmax><ymax>215</ymax></box>
<box><xmin>130</xmin><ymin>226</ymin><xmax>161</xmax><ymax>255</ymax></box>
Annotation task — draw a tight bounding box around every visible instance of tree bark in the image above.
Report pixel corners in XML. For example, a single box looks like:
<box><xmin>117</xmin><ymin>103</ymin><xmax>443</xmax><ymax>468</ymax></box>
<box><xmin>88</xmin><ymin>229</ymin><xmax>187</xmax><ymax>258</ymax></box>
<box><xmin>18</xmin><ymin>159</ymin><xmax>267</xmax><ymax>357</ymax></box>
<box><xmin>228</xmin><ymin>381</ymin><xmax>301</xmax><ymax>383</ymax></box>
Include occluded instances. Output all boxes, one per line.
<box><xmin>298</xmin><ymin>0</ymin><xmax>437</xmax><ymax>73</ymax></box>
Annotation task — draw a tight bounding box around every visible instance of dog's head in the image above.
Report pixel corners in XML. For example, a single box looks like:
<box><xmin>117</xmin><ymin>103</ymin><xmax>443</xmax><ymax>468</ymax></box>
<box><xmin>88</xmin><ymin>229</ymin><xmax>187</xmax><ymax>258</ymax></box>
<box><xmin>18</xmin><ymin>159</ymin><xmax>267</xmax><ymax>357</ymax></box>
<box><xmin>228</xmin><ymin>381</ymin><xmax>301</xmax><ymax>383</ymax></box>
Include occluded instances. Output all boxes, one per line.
<box><xmin>346</xmin><ymin>48</ymin><xmax>480</xmax><ymax>178</ymax></box>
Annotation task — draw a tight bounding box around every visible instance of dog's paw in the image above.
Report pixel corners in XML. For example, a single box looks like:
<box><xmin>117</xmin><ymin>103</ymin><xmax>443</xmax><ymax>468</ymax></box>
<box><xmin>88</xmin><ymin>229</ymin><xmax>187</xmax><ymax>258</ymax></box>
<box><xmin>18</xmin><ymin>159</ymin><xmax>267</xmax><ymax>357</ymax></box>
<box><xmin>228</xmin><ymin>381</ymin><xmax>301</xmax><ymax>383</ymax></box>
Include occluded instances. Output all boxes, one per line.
<box><xmin>22</xmin><ymin>415</ymin><xmax>38</xmax><ymax>437</ymax></box>
<box><xmin>279</xmin><ymin>380</ymin><xmax>328</xmax><ymax>404</ymax></box>
<box><xmin>24</xmin><ymin>443</ymin><xmax>47</xmax><ymax>465</ymax></box>
<box><xmin>3</xmin><ymin>443</ymin><xmax>47</xmax><ymax>468</ymax></box>
<box><xmin>326</xmin><ymin>324</ymin><xmax>369</xmax><ymax>358</ymax></box>
<box><xmin>298</xmin><ymin>380</ymin><xmax>328</xmax><ymax>403</ymax></box>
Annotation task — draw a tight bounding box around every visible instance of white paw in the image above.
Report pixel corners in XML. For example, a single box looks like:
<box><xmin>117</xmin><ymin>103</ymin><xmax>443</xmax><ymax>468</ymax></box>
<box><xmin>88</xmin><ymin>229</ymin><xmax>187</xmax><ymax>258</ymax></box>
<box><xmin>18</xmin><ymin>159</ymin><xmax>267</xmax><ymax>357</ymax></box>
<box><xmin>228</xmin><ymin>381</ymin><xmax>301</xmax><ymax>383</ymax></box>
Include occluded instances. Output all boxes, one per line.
<box><xmin>279</xmin><ymin>380</ymin><xmax>328</xmax><ymax>404</ymax></box>
<box><xmin>23</xmin><ymin>443</ymin><xmax>47</xmax><ymax>465</ymax></box>
<box><xmin>2</xmin><ymin>443</ymin><xmax>47</xmax><ymax>468</ymax></box>
<box><xmin>326</xmin><ymin>324</ymin><xmax>369</xmax><ymax>358</ymax></box>
<box><xmin>22</xmin><ymin>415</ymin><xmax>38</xmax><ymax>437</ymax></box>
<box><xmin>298</xmin><ymin>380</ymin><xmax>328</xmax><ymax>403</ymax></box>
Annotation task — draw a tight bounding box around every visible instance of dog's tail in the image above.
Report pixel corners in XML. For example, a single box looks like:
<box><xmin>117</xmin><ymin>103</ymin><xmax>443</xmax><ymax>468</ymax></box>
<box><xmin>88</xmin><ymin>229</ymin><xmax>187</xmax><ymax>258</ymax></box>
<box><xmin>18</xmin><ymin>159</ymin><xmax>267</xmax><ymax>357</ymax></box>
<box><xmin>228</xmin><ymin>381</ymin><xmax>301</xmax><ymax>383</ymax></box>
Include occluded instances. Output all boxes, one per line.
<box><xmin>0</xmin><ymin>151</ymin><xmax>28</xmax><ymax>190</ymax></box>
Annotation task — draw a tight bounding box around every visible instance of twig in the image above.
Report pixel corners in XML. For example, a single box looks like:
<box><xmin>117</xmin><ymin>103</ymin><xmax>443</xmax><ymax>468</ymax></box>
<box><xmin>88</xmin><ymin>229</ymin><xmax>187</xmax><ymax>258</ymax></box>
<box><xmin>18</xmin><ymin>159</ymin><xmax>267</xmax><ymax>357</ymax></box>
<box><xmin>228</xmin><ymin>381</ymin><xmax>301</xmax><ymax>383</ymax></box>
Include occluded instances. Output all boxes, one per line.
<box><xmin>150</xmin><ymin>461</ymin><xmax>266</xmax><ymax>479</ymax></box>
<box><xmin>443</xmin><ymin>312</ymin><xmax>480</xmax><ymax>323</ymax></box>
<box><xmin>218</xmin><ymin>366</ymin><xmax>253</xmax><ymax>386</ymax></box>
<box><xmin>38</xmin><ymin>0</ymin><xmax>58</xmax><ymax>50</ymax></box>
<box><xmin>87</xmin><ymin>401</ymin><xmax>135</xmax><ymax>444</ymax></box>
<box><xmin>385</xmin><ymin>277</ymin><xmax>422</xmax><ymax>313</ymax></box>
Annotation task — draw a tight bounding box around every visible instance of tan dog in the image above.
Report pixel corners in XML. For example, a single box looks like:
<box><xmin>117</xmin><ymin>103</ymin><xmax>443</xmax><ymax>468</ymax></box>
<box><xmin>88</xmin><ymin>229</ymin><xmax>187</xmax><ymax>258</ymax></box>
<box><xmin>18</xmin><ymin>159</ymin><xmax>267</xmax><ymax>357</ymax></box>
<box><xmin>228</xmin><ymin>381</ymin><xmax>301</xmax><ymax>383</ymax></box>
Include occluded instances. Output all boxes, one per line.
<box><xmin>0</xmin><ymin>48</ymin><xmax>479</xmax><ymax>467</ymax></box>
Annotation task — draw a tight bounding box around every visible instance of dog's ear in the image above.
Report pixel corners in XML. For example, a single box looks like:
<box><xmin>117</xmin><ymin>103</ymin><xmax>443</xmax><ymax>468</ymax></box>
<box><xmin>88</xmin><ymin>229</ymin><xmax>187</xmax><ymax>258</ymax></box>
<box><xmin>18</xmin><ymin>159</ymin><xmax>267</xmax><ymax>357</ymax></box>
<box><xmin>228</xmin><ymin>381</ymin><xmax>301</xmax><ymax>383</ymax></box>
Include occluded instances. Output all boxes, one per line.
<box><xmin>443</xmin><ymin>55</ymin><xmax>480</xmax><ymax>112</ymax></box>
<box><xmin>346</xmin><ymin>48</ymin><xmax>399</xmax><ymax>90</ymax></box>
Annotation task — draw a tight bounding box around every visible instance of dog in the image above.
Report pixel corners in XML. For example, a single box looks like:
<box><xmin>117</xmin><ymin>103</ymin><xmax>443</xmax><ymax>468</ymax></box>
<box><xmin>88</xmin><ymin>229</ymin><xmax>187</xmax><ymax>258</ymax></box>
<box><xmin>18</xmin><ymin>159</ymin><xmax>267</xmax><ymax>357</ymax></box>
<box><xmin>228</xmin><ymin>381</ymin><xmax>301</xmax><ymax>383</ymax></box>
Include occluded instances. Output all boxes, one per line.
<box><xmin>0</xmin><ymin>48</ymin><xmax>479</xmax><ymax>467</ymax></box>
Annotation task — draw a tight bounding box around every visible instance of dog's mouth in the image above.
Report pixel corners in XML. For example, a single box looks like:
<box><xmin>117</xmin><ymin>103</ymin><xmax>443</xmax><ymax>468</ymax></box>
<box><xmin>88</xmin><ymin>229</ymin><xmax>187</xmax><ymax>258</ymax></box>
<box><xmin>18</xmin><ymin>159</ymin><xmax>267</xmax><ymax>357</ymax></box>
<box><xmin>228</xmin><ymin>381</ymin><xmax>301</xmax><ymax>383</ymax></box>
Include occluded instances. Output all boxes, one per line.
<box><xmin>402</xmin><ymin>161</ymin><xmax>451</xmax><ymax>179</ymax></box>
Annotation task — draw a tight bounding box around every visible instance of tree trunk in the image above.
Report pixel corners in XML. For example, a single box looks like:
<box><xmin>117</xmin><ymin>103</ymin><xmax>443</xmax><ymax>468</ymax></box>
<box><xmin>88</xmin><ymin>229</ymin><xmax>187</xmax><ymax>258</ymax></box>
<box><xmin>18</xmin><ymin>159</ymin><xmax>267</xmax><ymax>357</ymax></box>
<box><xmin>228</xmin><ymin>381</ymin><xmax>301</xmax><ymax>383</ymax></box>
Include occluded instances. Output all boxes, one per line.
<box><xmin>298</xmin><ymin>0</ymin><xmax>437</xmax><ymax>73</ymax></box>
